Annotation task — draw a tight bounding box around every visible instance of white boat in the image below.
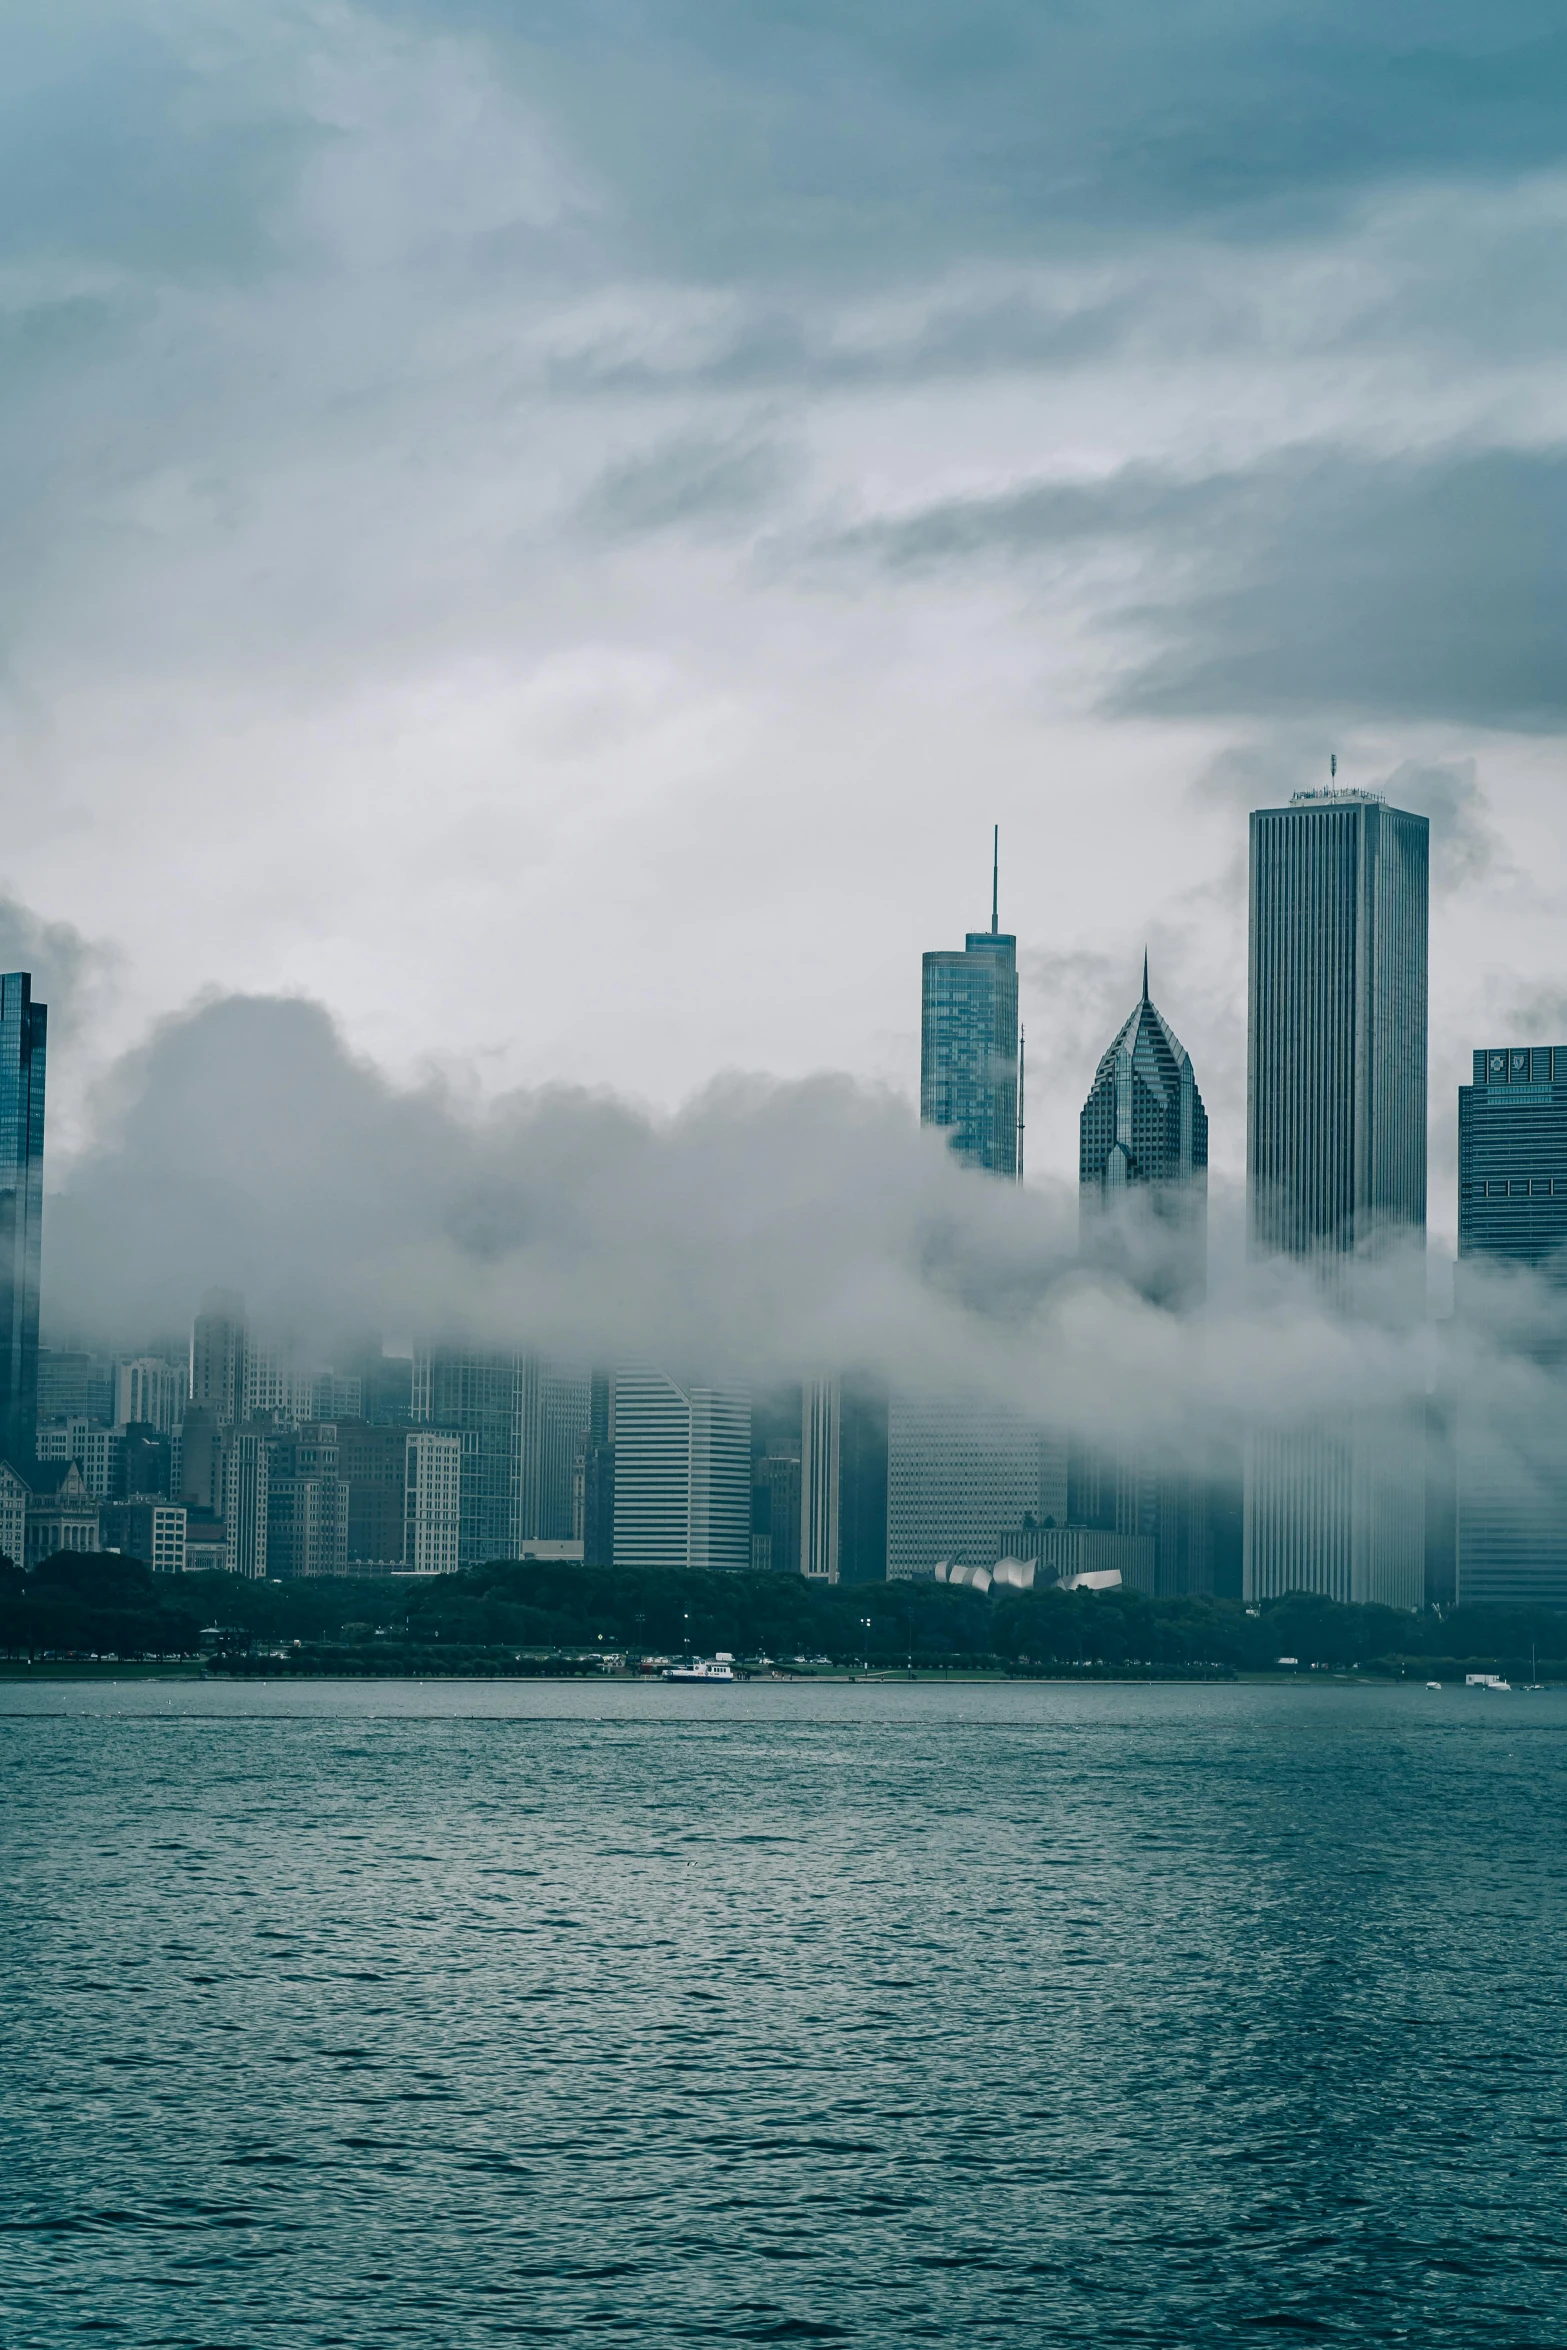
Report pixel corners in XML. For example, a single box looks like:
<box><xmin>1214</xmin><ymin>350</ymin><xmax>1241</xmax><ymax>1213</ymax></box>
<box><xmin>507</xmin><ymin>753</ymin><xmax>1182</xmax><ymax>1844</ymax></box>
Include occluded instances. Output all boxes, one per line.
<box><xmin>1426</xmin><ymin>1681</ymin><xmax>1441</xmax><ymax>1690</ymax></box>
<box><xmin>1486</xmin><ymin>1679</ymin><xmax>1512</xmax><ymax>1692</ymax></box>
<box><xmin>661</xmin><ymin>1657</ymin><xmax>737</xmax><ymax>1683</ymax></box>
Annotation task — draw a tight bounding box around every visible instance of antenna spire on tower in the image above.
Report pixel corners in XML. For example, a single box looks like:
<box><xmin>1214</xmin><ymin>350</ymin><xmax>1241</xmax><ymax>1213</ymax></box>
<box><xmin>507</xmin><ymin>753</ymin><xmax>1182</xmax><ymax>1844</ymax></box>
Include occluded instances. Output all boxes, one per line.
<box><xmin>991</xmin><ymin>824</ymin><xmax>999</xmax><ymax>934</ymax></box>
<box><xmin>1142</xmin><ymin>947</ymin><xmax>1149</xmax><ymax>1004</ymax></box>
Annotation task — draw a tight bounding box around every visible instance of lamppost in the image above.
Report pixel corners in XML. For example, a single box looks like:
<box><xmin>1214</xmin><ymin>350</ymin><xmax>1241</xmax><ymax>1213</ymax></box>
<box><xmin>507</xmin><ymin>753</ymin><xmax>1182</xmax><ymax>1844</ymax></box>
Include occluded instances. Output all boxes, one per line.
<box><xmin>861</xmin><ymin>1617</ymin><xmax>871</xmax><ymax>1675</ymax></box>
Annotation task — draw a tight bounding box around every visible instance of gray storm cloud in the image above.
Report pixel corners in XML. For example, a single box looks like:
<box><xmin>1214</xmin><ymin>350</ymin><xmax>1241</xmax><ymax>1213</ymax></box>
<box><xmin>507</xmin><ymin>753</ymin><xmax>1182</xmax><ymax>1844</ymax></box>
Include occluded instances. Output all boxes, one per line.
<box><xmin>42</xmin><ymin>989</ymin><xmax>1558</xmax><ymax>1481</ymax></box>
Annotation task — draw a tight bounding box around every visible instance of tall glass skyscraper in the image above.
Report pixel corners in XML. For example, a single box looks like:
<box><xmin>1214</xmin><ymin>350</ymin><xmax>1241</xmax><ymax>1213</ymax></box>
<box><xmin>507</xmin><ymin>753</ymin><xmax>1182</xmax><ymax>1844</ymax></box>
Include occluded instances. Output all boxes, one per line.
<box><xmin>1080</xmin><ymin>959</ymin><xmax>1208</xmax><ymax>1306</ymax></box>
<box><xmin>1244</xmin><ymin>791</ymin><xmax>1429</xmax><ymax>1609</ymax></box>
<box><xmin>412</xmin><ymin>1349</ymin><xmax>590</xmax><ymax>1567</ymax></box>
<box><xmin>1078</xmin><ymin>965</ymin><xmax>1211</xmax><ymax>1593</ymax></box>
<box><xmin>921</xmin><ymin>837</ymin><xmax>1020</xmax><ymax>1178</ymax></box>
<box><xmin>1453</xmin><ymin>1045</ymin><xmax>1567</xmax><ymax>1605</ymax></box>
<box><xmin>0</xmin><ymin>973</ymin><xmax>46</xmax><ymax>1471</ymax></box>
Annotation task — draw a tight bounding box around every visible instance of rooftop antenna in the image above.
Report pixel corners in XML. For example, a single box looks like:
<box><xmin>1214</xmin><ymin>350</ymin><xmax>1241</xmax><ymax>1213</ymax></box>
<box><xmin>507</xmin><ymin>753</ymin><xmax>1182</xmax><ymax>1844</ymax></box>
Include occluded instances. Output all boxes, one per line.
<box><xmin>1330</xmin><ymin>753</ymin><xmax>1337</xmax><ymax>781</ymax></box>
<box><xmin>991</xmin><ymin>824</ymin><xmax>999</xmax><ymax>935</ymax></box>
<box><xmin>1142</xmin><ymin>946</ymin><xmax>1149</xmax><ymax>1004</ymax></box>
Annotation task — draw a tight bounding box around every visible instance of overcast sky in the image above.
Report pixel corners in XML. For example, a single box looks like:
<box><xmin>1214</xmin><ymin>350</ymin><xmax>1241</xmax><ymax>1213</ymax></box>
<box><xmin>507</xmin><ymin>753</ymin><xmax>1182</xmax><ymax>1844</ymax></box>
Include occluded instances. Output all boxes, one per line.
<box><xmin>7</xmin><ymin>2</ymin><xmax>1567</xmax><ymax>1236</ymax></box>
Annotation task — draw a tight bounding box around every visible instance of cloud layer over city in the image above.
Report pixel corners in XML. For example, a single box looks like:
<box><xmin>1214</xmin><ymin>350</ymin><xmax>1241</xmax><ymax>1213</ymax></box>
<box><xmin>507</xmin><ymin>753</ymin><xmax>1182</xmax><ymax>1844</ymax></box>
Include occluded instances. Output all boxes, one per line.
<box><xmin>38</xmin><ymin>983</ymin><xmax>1562</xmax><ymax>1522</ymax></box>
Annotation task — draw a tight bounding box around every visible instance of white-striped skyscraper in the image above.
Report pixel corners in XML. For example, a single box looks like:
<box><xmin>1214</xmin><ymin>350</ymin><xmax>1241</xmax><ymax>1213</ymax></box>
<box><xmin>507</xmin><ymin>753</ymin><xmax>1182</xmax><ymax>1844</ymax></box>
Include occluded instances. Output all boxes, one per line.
<box><xmin>1245</xmin><ymin>788</ymin><xmax>1429</xmax><ymax>1608</ymax></box>
<box><xmin>611</xmin><ymin>1369</ymin><xmax>752</xmax><ymax>1574</ymax></box>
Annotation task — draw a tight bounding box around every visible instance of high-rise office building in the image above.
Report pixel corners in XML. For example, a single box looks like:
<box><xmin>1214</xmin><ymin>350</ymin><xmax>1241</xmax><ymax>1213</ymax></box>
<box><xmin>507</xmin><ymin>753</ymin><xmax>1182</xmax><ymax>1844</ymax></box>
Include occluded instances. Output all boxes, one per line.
<box><xmin>751</xmin><ymin>1451</ymin><xmax>801</xmax><ymax>1575</ymax></box>
<box><xmin>1077</xmin><ymin>967</ymin><xmax>1212</xmax><ymax>1593</ymax></box>
<box><xmin>1244</xmin><ymin>789</ymin><xmax>1429</xmax><ymax>1609</ymax></box>
<box><xmin>1248</xmin><ymin>794</ymin><xmax>1428</xmax><ymax>1260</ymax></box>
<box><xmin>115</xmin><ymin>1357</ymin><xmax>186</xmax><ymax>1437</ymax></box>
<box><xmin>837</xmin><ymin>1377</ymin><xmax>889</xmax><ymax>1584</ymax></box>
<box><xmin>340</xmin><ymin>1422</ymin><xmax>408</xmax><ymax>1565</ymax></box>
<box><xmin>887</xmin><ymin>1394</ymin><xmax>1062</xmax><ymax>1581</ymax></box>
<box><xmin>191</xmin><ymin>1292</ymin><xmax>246</xmax><ymax>1426</ymax></box>
<box><xmin>223</xmin><ymin>1427</ymin><xmax>270</xmax><ymax>1579</ymax></box>
<box><xmin>921</xmin><ymin>834</ymin><xmax>1021</xmax><ymax>1179</ymax></box>
<box><xmin>611</xmin><ymin>1369</ymin><xmax>752</xmax><ymax>1573</ymax></box>
<box><xmin>266</xmin><ymin>1423</ymin><xmax>348</xmax><ymax>1579</ymax></box>
<box><xmin>1453</xmin><ymin>1045</ymin><xmax>1567</xmax><ymax>1606</ymax></box>
<box><xmin>36</xmin><ymin>1348</ymin><xmax>113</xmax><ymax>1425</ymax></box>
<box><xmin>413</xmin><ymin>1350</ymin><xmax>591</xmax><ymax>1568</ymax></box>
<box><xmin>800</xmin><ymin>1379</ymin><xmax>840</xmax><ymax>1581</ymax></box>
<box><xmin>0</xmin><ymin>973</ymin><xmax>46</xmax><ymax>1470</ymax></box>
<box><xmin>578</xmin><ymin>1371</ymin><xmax>615</xmax><ymax>1569</ymax></box>
<box><xmin>899</xmin><ymin>853</ymin><xmax>1040</xmax><ymax>1578</ymax></box>
<box><xmin>405</xmin><ymin>1430</ymin><xmax>463</xmax><ymax>1575</ymax></box>
<box><xmin>1080</xmin><ymin>958</ymin><xmax>1208</xmax><ymax>1305</ymax></box>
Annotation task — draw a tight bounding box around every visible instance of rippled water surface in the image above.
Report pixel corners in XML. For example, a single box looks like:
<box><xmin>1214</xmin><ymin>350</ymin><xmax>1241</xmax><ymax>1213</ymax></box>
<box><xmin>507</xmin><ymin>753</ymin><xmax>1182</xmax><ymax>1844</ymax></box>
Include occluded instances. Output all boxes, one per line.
<box><xmin>4</xmin><ymin>1678</ymin><xmax>1566</xmax><ymax>2345</ymax></box>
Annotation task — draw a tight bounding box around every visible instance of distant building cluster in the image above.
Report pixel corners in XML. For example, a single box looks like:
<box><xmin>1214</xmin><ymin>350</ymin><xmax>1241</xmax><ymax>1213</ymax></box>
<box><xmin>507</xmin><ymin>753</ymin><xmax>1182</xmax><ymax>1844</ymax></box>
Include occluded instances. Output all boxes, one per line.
<box><xmin>0</xmin><ymin>786</ymin><xmax>1562</xmax><ymax>1606</ymax></box>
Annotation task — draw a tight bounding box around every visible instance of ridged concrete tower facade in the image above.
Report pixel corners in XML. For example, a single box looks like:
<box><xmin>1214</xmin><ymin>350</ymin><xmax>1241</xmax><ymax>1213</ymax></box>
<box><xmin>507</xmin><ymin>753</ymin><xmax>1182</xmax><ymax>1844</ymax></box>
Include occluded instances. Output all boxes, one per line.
<box><xmin>1245</xmin><ymin>790</ymin><xmax>1429</xmax><ymax>1609</ymax></box>
<box><xmin>1248</xmin><ymin>795</ymin><xmax>1428</xmax><ymax>1260</ymax></box>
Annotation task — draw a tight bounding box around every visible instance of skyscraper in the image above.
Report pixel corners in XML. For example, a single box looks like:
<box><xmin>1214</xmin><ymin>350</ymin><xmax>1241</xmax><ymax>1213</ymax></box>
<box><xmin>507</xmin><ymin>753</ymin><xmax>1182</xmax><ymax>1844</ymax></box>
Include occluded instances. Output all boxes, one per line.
<box><xmin>1248</xmin><ymin>794</ymin><xmax>1428</xmax><ymax>1261</ymax></box>
<box><xmin>1453</xmin><ymin>1045</ymin><xmax>1567</xmax><ymax>1605</ymax></box>
<box><xmin>1245</xmin><ymin>789</ymin><xmax>1429</xmax><ymax>1608</ymax></box>
<box><xmin>611</xmin><ymin>1369</ymin><xmax>752</xmax><ymax>1574</ymax></box>
<box><xmin>114</xmin><ymin>1357</ymin><xmax>187</xmax><ymax>1438</ymax></box>
<box><xmin>412</xmin><ymin>1349</ymin><xmax>590</xmax><ymax>1568</ymax></box>
<box><xmin>1077</xmin><ymin>964</ymin><xmax>1212</xmax><ymax>1593</ymax></box>
<box><xmin>404</xmin><ymin>1429</ymin><xmax>463</xmax><ymax>1575</ymax></box>
<box><xmin>190</xmin><ymin>1291</ymin><xmax>246</xmax><ymax>1426</ymax></box>
<box><xmin>921</xmin><ymin>831</ymin><xmax>1021</xmax><ymax>1179</ymax></box>
<box><xmin>887</xmin><ymin>1394</ymin><xmax>1061</xmax><ymax>1581</ymax></box>
<box><xmin>1080</xmin><ymin>957</ymin><xmax>1208</xmax><ymax>1306</ymax></box>
<box><xmin>800</xmin><ymin>1379</ymin><xmax>840</xmax><ymax>1581</ymax></box>
<box><xmin>0</xmin><ymin>972</ymin><xmax>46</xmax><ymax>1470</ymax></box>
<box><xmin>579</xmin><ymin>1370</ymin><xmax>616</xmax><ymax>1568</ymax></box>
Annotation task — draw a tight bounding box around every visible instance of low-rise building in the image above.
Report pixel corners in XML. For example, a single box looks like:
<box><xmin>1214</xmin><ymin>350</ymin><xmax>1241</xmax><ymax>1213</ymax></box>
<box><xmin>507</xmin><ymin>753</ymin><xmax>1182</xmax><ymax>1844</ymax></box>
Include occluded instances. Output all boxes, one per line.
<box><xmin>25</xmin><ymin>1460</ymin><xmax>100</xmax><ymax>1565</ymax></box>
<box><xmin>0</xmin><ymin>1460</ymin><xmax>26</xmax><ymax>1567</ymax></box>
<box><xmin>101</xmin><ymin>1498</ymin><xmax>188</xmax><ymax>1576</ymax></box>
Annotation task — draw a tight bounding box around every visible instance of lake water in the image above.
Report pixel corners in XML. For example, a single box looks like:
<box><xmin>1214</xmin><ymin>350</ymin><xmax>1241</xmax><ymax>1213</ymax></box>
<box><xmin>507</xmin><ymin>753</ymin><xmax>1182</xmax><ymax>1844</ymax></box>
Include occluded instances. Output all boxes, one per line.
<box><xmin>3</xmin><ymin>1678</ymin><xmax>1565</xmax><ymax>2345</ymax></box>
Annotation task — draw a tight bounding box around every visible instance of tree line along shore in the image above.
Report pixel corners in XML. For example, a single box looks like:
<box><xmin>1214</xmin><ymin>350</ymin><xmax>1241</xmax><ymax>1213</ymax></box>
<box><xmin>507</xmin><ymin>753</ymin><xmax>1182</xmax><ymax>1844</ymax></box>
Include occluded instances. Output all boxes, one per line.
<box><xmin>3</xmin><ymin>1549</ymin><xmax>1565</xmax><ymax>1681</ymax></box>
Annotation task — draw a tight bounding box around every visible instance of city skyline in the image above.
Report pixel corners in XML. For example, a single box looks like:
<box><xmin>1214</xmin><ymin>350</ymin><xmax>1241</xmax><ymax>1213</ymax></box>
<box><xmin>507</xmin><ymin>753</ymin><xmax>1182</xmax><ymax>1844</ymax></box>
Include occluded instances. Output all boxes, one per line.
<box><xmin>5</xmin><ymin>764</ymin><xmax>1566</xmax><ymax>1610</ymax></box>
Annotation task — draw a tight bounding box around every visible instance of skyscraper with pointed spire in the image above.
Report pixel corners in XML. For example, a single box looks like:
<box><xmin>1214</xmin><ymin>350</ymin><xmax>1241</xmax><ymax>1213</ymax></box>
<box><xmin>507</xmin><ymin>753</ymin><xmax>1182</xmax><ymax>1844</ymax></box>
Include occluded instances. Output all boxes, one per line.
<box><xmin>1079</xmin><ymin>957</ymin><xmax>1208</xmax><ymax>1304</ymax></box>
<box><xmin>1076</xmin><ymin>965</ymin><xmax>1212</xmax><ymax>1595</ymax></box>
<box><xmin>920</xmin><ymin>828</ymin><xmax>1021</xmax><ymax>1179</ymax></box>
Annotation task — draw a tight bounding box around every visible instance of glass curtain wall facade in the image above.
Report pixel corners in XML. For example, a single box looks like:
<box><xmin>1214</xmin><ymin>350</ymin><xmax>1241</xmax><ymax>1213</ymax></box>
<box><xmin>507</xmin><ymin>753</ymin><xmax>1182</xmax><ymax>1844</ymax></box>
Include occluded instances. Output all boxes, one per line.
<box><xmin>1244</xmin><ymin>793</ymin><xmax>1429</xmax><ymax>1609</ymax></box>
<box><xmin>413</xmin><ymin>1350</ymin><xmax>591</xmax><ymax>1568</ymax></box>
<box><xmin>1077</xmin><ymin>967</ymin><xmax>1212</xmax><ymax>1593</ymax></box>
<box><xmin>0</xmin><ymin>973</ymin><xmax>46</xmax><ymax>1470</ymax></box>
<box><xmin>1454</xmin><ymin>1046</ymin><xmax>1567</xmax><ymax>1606</ymax></box>
<box><xmin>921</xmin><ymin>924</ymin><xmax>1020</xmax><ymax>1179</ymax></box>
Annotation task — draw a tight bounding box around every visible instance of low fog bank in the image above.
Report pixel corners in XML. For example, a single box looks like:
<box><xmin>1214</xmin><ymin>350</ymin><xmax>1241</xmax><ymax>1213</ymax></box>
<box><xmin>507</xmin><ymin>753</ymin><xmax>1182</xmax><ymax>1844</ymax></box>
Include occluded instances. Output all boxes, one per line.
<box><xmin>41</xmin><ymin>993</ymin><xmax>1565</xmax><ymax>1461</ymax></box>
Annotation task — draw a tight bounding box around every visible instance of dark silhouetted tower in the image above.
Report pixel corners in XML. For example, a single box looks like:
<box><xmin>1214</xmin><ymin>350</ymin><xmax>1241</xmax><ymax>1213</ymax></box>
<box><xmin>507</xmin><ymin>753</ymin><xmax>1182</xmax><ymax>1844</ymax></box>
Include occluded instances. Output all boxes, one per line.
<box><xmin>1245</xmin><ymin>789</ymin><xmax>1429</xmax><ymax>1608</ymax></box>
<box><xmin>0</xmin><ymin>973</ymin><xmax>46</xmax><ymax>1471</ymax></box>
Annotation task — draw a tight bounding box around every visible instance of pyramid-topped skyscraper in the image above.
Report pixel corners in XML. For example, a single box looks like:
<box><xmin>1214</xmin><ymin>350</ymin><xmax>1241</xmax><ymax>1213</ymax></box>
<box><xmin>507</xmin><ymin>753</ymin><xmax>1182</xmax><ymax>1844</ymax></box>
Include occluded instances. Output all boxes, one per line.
<box><xmin>1079</xmin><ymin>958</ymin><xmax>1207</xmax><ymax>1305</ymax></box>
<box><xmin>1075</xmin><ymin>962</ymin><xmax>1212</xmax><ymax>1595</ymax></box>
